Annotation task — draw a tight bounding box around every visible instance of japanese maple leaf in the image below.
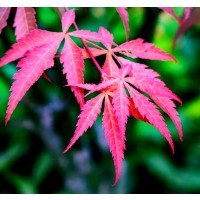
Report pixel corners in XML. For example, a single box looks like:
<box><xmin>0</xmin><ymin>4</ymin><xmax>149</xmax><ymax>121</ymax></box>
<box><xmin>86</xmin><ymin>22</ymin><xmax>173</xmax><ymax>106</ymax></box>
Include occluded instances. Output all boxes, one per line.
<box><xmin>83</xmin><ymin>27</ymin><xmax>176</xmax><ymax>66</ymax></box>
<box><xmin>0</xmin><ymin>7</ymin><xmax>37</xmax><ymax>39</ymax></box>
<box><xmin>0</xmin><ymin>9</ymin><xmax>114</xmax><ymax>124</ymax></box>
<box><xmin>64</xmin><ymin>57</ymin><xmax>182</xmax><ymax>184</ymax></box>
<box><xmin>13</xmin><ymin>7</ymin><xmax>37</xmax><ymax>40</ymax></box>
<box><xmin>63</xmin><ymin>88</ymin><xmax>125</xmax><ymax>185</ymax></box>
<box><xmin>73</xmin><ymin>60</ymin><xmax>182</xmax><ymax>152</ymax></box>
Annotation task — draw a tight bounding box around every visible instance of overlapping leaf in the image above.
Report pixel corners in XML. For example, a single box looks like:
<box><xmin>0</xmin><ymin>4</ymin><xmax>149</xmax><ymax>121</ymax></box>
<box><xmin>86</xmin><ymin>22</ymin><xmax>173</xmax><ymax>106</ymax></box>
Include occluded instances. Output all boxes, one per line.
<box><xmin>0</xmin><ymin>30</ymin><xmax>64</xmax><ymax>67</ymax></box>
<box><xmin>98</xmin><ymin>27</ymin><xmax>114</xmax><ymax>49</ymax></box>
<box><xmin>71</xmin><ymin>60</ymin><xmax>181</xmax><ymax>154</ymax></box>
<box><xmin>63</xmin><ymin>93</ymin><xmax>105</xmax><ymax>153</ymax></box>
<box><xmin>69</xmin><ymin>30</ymin><xmax>116</xmax><ymax>45</ymax></box>
<box><xmin>150</xmin><ymin>95</ymin><xmax>183</xmax><ymax>141</ymax></box>
<box><xmin>103</xmin><ymin>95</ymin><xmax>124</xmax><ymax>185</ymax></box>
<box><xmin>102</xmin><ymin>51</ymin><xmax>119</xmax><ymax>77</ymax></box>
<box><xmin>0</xmin><ymin>8</ymin><xmax>183</xmax><ymax>185</ymax></box>
<box><xmin>82</xmin><ymin>28</ymin><xmax>176</xmax><ymax>63</ymax></box>
<box><xmin>0</xmin><ymin>7</ymin><xmax>37</xmax><ymax>40</ymax></box>
<box><xmin>0</xmin><ymin>9</ymin><xmax>114</xmax><ymax>123</ymax></box>
<box><xmin>66</xmin><ymin>50</ymin><xmax>182</xmax><ymax>183</ymax></box>
<box><xmin>113</xmin><ymin>39</ymin><xmax>176</xmax><ymax>62</ymax></box>
<box><xmin>13</xmin><ymin>7</ymin><xmax>37</xmax><ymax>40</ymax></box>
<box><xmin>112</xmin><ymin>80</ymin><xmax>129</xmax><ymax>144</ymax></box>
<box><xmin>60</xmin><ymin>35</ymin><xmax>85</xmax><ymax>107</ymax></box>
<box><xmin>129</xmin><ymin>97</ymin><xmax>149</xmax><ymax>123</ymax></box>
<box><xmin>125</xmin><ymin>83</ymin><xmax>175</xmax><ymax>152</ymax></box>
<box><xmin>6</xmin><ymin>39</ymin><xmax>62</xmax><ymax>125</ymax></box>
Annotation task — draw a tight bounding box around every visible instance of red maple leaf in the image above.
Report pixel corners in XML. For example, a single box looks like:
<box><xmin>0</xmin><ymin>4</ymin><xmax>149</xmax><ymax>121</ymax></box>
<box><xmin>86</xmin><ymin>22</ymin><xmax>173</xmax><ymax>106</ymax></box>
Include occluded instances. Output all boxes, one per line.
<box><xmin>65</xmin><ymin>59</ymin><xmax>182</xmax><ymax>184</ymax></box>
<box><xmin>13</xmin><ymin>7</ymin><xmax>37</xmax><ymax>40</ymax></box>
<box><xmin>0</xmin><ymin>8</ymin><xmax>183</xmax><ymax>185</ymax></box>
<box><xmin>0</xmin><ymin>9</ymin><xmax>114</xmax><ymax>124</ymax></box>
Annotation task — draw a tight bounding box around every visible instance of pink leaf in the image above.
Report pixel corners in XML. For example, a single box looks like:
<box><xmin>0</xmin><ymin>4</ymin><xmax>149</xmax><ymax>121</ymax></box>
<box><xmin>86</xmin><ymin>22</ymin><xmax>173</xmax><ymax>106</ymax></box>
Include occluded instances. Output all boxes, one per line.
<box><xmin>102</xmin><ymin>52</ymin><xmax>119</xmax><ymax>77</ymax></box>
<box><xmin>82</xmin><ymin>47</ymin><xmax>107</xmax><ymax>59</ymax></box>
<box><xmin>119</xmin><ymin>57</ymin><xmax>160</xmax><ymax>79</ymax></box>
<box><xmin>13</xmin><ymin>7</ymin><xmax>37</xmax><ymax>40</ymax></box>
<box><xmin>125</xmin><ymin>83</ymin><xmax>174</xmax><ymax>153</ymax></box>
<box><xmin>98</xmin><ymin>27</ymin><xmax>114</xmax><ymax>49</ymax></box>
<box><xmin>60</xmin><ymin>35</ymin><xmax>85</xmax><ymax>108</ymax></box>
<box><xmin>0</xmin><ymin>29</ymin><xmax>64</xmax><ymax>67</ymax></box>
<box><xmin>120</xmin><ymin>64</ymin><xmax>132</xmax><ymax>78</ymax></box>
<box><xmin>0</xmin><ymin>7</ymin><xmax>11</xmax><ymax>34</ymax></box>
<box><xmin>116</xmin><ymin>7</ymin><xmax>129</xmax><ymax>40</ymax></box>
<box><xmin>85</xmin><ymin>78</ymin><xmax>119</xmax><ymax>97</ymax></box>
<box><xmin>69</xmin><ymin>30</ymin><xmax>116</xmax><ymax>45</ymax></box>
<box><xmin>113</xmin><ymin>38</ymin><xmax>176</xmax><ymax>62</ymax></box>
<box><xmin>112</xmin><ymin>81</ymin><xmax>129</xmax><ymax>142</ymax></box>
<box><xmin>129</xmin><ymin>97</ymin><xmax>149</xmax><ymax>123</ymax></box>
<box><xmin>103</xmin><ymin>95</ymin><xmax>124</xmax><ymax>185</ymax></box>
<box><xmin>61</xmin><ymin>9</ymin><xmax>75</xmax><ymax>33</ymax></box>
<box><xmin>151</xmin><ymin>95</ymin><xmax>183</xmax><ymax>141</ymax></box>
<box><xmin>119</xmin><ymin>58</ymin><xmax>182</xmax><ymax>104</ymax></box>
<box><xmin>6</xmin><ymin>38</ymin><xmax>62</xmax><ymax>124</ymax></box>
<box><xmin>126</xmin><ymin>75</ymin><xmax>181</xmax><ymax>104</ymax></box>
<box><xmin>63</xmin><ymin>93</ymin><xmax>105</xmax><ymax>153</ymax></box>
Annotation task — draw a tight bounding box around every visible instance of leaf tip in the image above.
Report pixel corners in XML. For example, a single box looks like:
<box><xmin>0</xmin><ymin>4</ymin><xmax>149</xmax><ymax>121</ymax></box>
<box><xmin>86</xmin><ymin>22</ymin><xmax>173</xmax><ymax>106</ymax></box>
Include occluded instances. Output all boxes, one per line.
<box><xmin>5</xmin><ymin>114</ymin><xmax>10</xmax><ymax>126</ymax></box>
<box><xmin>168</xmin><ymin>54</ymin><xmax>177</xmax><ymax>63</ymax></box>
<box><xmin>112</xmin><ymin>175</ymin><xmax>120</xmax><ymax>186</ymax></box>
<box><xmin>62</xmin><ymin>147</ymin><xmax>69</xmax><ymax>154</ymax></box>
<box><xmin>174</xmin><ymin>95</ymin><xmax>182</xmax><ymax>105</ymax></box>
<box><xmin>180</xmin><ymin>135</ymin><xmax>184</xmax><ymax>142</ymax></box>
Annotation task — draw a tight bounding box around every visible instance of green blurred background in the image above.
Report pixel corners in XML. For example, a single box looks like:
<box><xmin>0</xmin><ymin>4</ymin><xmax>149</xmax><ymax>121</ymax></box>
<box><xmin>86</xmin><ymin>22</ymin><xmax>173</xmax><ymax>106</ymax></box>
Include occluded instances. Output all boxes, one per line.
<box><xmin>0</xmin><ymin>7</ymin><xmax>200</xmax><ymax>194</ymax></box>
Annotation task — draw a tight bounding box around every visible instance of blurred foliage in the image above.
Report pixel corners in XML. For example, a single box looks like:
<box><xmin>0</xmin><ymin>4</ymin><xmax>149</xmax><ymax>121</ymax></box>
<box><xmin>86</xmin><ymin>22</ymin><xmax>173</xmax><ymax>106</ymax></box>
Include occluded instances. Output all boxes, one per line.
<box><xmin>0</xmin><ymin>7</ymin><xmax>200</xmax><ymax>194</ymax></box>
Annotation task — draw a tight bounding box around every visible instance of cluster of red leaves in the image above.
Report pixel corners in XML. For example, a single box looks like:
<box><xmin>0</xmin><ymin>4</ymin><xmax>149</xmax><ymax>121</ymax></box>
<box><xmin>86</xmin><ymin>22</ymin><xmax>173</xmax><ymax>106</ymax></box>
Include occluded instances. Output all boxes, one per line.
<box><xmin>0</xmin><ymin>8</ymin><xmax>183</xmax><ymax>184</ymax></box>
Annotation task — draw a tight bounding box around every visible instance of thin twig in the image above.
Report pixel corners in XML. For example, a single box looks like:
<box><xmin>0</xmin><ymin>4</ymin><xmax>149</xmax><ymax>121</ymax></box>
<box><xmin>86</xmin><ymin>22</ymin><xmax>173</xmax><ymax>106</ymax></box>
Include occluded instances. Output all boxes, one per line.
<box><xmin>85</xmin><ymin>40</ymin><xmax>105</xmax><ymax>50</ymax></box>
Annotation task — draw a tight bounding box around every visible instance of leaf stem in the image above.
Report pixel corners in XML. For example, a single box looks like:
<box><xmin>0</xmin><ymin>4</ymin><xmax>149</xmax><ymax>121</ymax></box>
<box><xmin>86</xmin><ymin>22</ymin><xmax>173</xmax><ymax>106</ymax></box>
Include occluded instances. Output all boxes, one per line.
<box><xmin>85</xmin><ymin>40</ymin><xmax>105</xmax><ymax>50</ymax></box>
<box><xmin>72</xmin><ymin>19</ymin><xmax>106</xmax><ymax>76</ymax></box>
